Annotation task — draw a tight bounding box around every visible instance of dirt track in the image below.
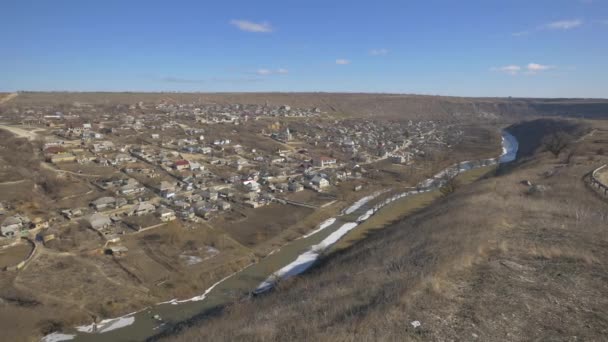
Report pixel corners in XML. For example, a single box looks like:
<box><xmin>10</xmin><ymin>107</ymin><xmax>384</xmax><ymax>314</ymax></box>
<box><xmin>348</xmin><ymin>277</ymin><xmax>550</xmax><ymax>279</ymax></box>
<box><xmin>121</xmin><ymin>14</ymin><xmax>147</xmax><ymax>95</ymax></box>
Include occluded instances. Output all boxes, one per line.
<box><xmin>0</xmin><ymin>93</ymin><xmax>18</xmax><ymax>105</ymax></box>
<box><xmin>0</xmin><ymin>124</ymin><xmax>38</xmax><ymax>141</ymax></box>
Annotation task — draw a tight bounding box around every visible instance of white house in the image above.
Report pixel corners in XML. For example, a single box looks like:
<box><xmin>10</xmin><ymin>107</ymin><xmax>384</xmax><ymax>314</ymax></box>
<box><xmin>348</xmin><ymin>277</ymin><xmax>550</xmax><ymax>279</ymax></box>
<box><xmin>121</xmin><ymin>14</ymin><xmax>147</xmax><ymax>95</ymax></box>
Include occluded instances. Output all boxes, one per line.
<box><xmin>311</xmin><ymin>175</ymin><xmax>329</xmax><ymax>188</ymax></box>
<box><xmin>313</xmin><ymin>157</ymin><xmax>337</xmax><ymax>168</ymax></box>
<box><xmin>1</xmin><ymin>216</ymin><xmax>22</xmax><ymax>238</ymax></box>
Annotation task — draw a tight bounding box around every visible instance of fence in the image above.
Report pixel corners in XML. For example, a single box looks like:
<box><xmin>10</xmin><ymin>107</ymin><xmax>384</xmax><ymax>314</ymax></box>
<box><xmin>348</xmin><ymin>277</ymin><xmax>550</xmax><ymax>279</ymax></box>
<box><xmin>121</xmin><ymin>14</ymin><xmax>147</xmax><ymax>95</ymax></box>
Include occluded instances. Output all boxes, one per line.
<box><xmin>588</xmin><ymin>164</ymin><xmax>608</xmax><ymax>197</ymax></box>
<box><xmin>3</xmin><ymin>237</ymin><xmax>37</xmax><ymax>272</ymax></box>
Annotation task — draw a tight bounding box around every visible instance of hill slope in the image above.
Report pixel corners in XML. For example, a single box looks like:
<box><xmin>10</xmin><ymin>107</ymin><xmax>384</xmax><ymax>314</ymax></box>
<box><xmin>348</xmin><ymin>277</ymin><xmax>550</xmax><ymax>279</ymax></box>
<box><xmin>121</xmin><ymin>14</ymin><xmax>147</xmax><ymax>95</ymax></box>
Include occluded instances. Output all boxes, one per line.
<box><xmin>165</xmin><ymin>119</ymin><xmax>608</xmax><ymax>341</ymax></box>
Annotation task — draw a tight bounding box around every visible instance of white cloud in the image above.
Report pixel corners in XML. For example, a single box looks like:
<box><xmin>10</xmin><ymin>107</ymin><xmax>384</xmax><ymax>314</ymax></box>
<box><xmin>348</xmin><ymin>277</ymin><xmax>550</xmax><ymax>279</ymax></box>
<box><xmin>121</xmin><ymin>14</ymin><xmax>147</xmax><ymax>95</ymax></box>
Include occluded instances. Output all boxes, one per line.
<box><xmin>527</xmin><ymin>63</ymin><xmax>553</xmax><ymax>72</ymax></box>
<box><xmin>526</xmin><ymin>63</ymin><xmax>555</xmax><ymax>74</ymax></box>
<box><xmin>492</xmin><ymin>63</ymin><xmax>555</xmax><ymax>75</ymax></box>
<box><xmin>511</xmin><ymin>31</ymin><xmax>529</xmax><ymax>37</ymax></box>
<box><xmin>336</xmin><ymin>59</ymin><xmax>350</xmax><ymax>65</ymax></box>
<box><xmin>255</xmin><ymin>68</ymin><xmax>288</xmax><ymax>75</ymax></box>
<box><xmin>492</xmin><ymin>65</ymin><xmax>522</xmax><ymax>75</ymax></box>
<box><xmin>370</xmin><ymin>48</ymin><xmax>389</xmax><ymax>56</ymax></box>
<box><xmin>544</xmin><ymin>19</ymin><xmax>583</xmax><ymax>30</ymax></box>
<box><xmin>230</xmin><ymin>20</ymin><xmax>273</xmax><ymax>33</ymax></box>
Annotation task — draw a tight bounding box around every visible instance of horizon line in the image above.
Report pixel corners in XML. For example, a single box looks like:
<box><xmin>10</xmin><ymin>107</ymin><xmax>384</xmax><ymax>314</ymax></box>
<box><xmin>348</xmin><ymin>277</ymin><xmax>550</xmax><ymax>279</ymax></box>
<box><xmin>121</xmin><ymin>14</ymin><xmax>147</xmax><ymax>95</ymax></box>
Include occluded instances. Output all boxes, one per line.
<box><xmin>2</xmin><ymin>90</ymin><xmax>607</xmax><ymax>101</ymax></box>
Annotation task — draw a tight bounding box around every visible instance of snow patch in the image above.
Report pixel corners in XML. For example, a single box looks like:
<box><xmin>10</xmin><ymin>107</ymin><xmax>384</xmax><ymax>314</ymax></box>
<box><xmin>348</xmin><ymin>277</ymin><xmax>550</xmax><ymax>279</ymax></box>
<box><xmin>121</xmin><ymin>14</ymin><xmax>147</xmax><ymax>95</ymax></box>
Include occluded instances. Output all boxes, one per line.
<box><xmin>180</xmin><ymin>255</ymin><xmax>204</xmax><ymax>266</ymax></box>
<box><xmin>302</xmin><ymin>217</ymin><xmax>337</xmax><ymax>238</ymax></box>
<box><xmin>175</xmin><ymin>262</ymin><xmax>254</xmax><ymax>303</ymax></box>
<box><xmin>76</xmin><ymin>316</ymin><xmax>135</xmax><ymax>334</ymax></box>
<box><xmin>343</xmin><ymin>196</ymin><xmax>374</xmax><ymax>215</ymax></box>
<box><xmin>41</xmin><ymin>332</ymin><xmax>75</xmax><ymax>342</ymax></box>
<box><xmin>256</xmin><ymin>222</ymin><xmax>359</xmax><ymax>293</ymax></box>
<box><xmin>356</xmin><ymin>209</ymin><xmax>375</xmax><ymax>223</ymax></box>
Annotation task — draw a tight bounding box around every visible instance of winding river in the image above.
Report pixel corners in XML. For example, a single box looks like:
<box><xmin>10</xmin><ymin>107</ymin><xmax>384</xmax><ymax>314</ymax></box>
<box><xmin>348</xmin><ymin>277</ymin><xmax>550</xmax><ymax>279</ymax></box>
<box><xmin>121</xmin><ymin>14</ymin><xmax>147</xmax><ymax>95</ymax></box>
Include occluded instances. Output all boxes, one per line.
<box><xmin>43</xmin><ymin>130</ymin><xmax>519</xmax><ymax>342</ymax></box>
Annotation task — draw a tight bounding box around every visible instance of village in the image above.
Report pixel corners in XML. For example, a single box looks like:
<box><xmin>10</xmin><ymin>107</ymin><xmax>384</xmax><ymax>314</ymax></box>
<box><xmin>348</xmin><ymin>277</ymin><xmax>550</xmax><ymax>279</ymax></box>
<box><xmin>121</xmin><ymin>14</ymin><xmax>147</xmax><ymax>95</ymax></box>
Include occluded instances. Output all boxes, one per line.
<box><xmin>0</xmin><ymin>100</ymin><xmax>463</xmax><ymax>254</ymax></box>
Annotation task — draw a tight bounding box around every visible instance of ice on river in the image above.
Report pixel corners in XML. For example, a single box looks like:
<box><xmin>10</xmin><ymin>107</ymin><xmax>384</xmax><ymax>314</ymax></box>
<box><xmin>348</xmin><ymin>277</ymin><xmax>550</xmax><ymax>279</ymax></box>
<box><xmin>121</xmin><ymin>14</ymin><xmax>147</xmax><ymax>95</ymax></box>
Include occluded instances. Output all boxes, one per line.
<box><xmin>256</xmin><ymin>222</ymin><xmax>359</xmax><ymax>293</ymax></box>
<box><xmin>76</xmin><ymin>316</ymin><xmax>135</xmax><ymax>334</ymax></box>
<box><xmin>499</xmin><ymin>131</ymin><xmax>519</xmax><ymax>163</ymax></box>
<box><xmin>302</xmin><ymin>217</ymin><xmax>337</xmax><ymax>238</ymax></box>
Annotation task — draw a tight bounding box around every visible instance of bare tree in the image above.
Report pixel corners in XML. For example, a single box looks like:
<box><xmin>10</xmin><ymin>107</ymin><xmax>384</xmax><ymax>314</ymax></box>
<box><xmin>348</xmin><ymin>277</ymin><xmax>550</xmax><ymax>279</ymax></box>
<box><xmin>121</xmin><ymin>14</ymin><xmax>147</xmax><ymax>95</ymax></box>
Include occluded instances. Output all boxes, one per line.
<box><xmin>439</xmin><ymin>174</ymin><xmax>460</xmax><ymax>197</ymax></box>
<box><xmin>543</xmin><ymin>131</ymin><xmax>573</xmax><ymax>158</ymax></box>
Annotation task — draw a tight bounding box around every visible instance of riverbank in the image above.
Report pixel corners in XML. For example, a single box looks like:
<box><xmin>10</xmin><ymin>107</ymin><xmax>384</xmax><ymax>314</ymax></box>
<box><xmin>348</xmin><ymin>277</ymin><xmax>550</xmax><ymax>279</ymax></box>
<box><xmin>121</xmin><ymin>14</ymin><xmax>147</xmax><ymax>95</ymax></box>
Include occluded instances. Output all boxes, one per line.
<box><xmin>331</xmin><ymin>164</ymin><xmax>498</xmax><ymax>253</ymax></box>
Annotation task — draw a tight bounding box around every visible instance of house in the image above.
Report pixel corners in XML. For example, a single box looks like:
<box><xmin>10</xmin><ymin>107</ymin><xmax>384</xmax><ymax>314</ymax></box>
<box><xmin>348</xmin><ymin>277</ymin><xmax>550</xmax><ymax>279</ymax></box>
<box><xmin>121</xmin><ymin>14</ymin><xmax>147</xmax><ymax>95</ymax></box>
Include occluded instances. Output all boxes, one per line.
<box><xmin>119</xmin><ymin>180</ymin><xmax>145</xmax><ymax>196</ymax></box>
<box><xmin>105</xmin><ymin>245</ymin><xmax>128</xmax><ymax>257</ymax></box>
<box><xmin>44</xmin><ymin>146</ymin><xmax>66</xmax><ymax>155</ymax></box>
<box><xmin>218</xmin><ymin>188</ymin><xmax>236</xmax><ymax>200</ymax></box>
<box><xmin>89</xmin><ymin>213</ymin><xmax>112</xmax><ymax>231</ymax></box>
<box><xmin>173</xmin><ymin>200</ymin><xmax>191</xmax><ymax>210</ymax></box>
<box><xmin>201</xmin><ymin>190</ymin><xmax>218</xmax><ymax>201</ymax></box>
<box><xmin>61</xmin><ymin>208</ymin><xmax>83</xmax><ymax>220</ymax></box>
<box><xmin>50</xmin><ymin>153</ymin><xmax>76</xmax><ymax>164</ymax></box>
<box><xmin>32</xmin><ymin>217</ymin><xmax>49</xmax><ymax>230</ymax></box>
<box><xmin>129</xmin><ymin>202</ymin><xmax>156</xmax><ymax>216</ymax></box>
<box><xmin>115</xmin><ymin>197</ymin><xmax>128</xmax><ymax>208</ymax></box>
<box><xmin>288</xmin><ymin>182</ymin><xmax>304</xmax><ymax>192</ymax></box>
<box><xmin>243</xmin><ymin>191</ymin><xmax>258</xmax><ymax>202</ymax></box>
<box><xmin>114</xmin><ymin>153</ymin><xmax>133</xmax><ymax>164</ymax></box>
<box><xmin>311</xmin><ymin>175</ymin><xmax>330</xmax><ymax>188</ymax></box>
<box><xmin>157</xmin><ymin>208</ymin><xmax>176</xmax><ymax>222</ymax></box>
<box><xmin>336</xmin><ymin>170</ymin><xmax>353</xmax><ymax>180</ymax></box>
<box><xmin>189</xmin><ymin>162</ymin><xmax>203</xmax><ymax>171</ymax></box>
<box><xmin>173</xmin><ymin>160</ymin><xmax>190</xmax><ymax>171</ymax></box>
<box><xmin>313</xmin><ymin>156</ymin><xmax>337</xmax><ymax>168</ymax></box>
<box><xmin>242</xmin><ymin>180</ymin><xmax>261</xmax><ymax>193</ymax></box>
<box><xmin>217</xmin><ymin>200</ymin><xmax>231</xmax><ymax>211</ymax></box>
<box><xmin>91</xmin><ymin>196</ymin><xmax>116</xmax><ymax>211</ymax></box>
<box><xmin>1</xmin><ymin>216</ymin><xmax>24</xmax><ymax>238</ymax></box>
<box><xmin>92</xmin><ymin>141</ymin><xmax>115</xmax><ymax>153</ymax></box>
<box><xmin>178</xmin><ymin>210</ymin><xmax>196</xmax><ymax>220</ymax></box>
<box><xmin>244</xmin><ymin>200</ymin><xmax>262</xmax><ymax>208</ymax></box>
<box><xmin>159</xmin><ymin>181</ymin><xmax>177</xmax><ymax>198</ymax></box>
<box><xmin>390</xmin><ymin>153</ymin><xmax>412</xmax><ymax>164</ymax></box>
<box><xmin>275</xmin><ymin>183</ymin><xmax>289</xmax><ymax>192</ymax></box>
<box><xmin>186</xmin><ymin>192</ymin><xmax>202</xmax><ymax>203</ymax></box>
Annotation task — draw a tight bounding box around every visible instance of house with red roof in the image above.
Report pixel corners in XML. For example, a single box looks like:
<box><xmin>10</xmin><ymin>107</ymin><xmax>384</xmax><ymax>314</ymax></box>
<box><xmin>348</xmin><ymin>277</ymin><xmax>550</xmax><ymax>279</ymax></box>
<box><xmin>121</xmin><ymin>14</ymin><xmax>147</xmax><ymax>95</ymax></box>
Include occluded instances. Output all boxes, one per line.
<box><xmin>173</xmin><ymin>159</ymin><xmax>190</xmax><ymax>171</ymax></box>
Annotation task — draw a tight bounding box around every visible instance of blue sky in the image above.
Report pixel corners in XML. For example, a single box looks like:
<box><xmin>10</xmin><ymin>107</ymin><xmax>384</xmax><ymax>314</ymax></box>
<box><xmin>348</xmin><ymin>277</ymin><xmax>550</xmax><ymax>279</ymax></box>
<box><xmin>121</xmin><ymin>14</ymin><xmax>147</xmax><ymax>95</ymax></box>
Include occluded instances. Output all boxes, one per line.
<box><xmin>2</xmin><ymin>0</ymin><xmax>607</xmax><ymax>97</ymax></box>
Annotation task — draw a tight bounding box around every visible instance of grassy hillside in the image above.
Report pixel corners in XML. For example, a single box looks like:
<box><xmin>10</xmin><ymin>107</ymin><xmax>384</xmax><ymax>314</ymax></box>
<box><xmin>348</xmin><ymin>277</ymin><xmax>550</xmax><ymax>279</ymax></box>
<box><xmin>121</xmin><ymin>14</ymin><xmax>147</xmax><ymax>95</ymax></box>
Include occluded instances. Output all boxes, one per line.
<box><xmin>164</xmin><ymin>119</ymin><xmax>608</xmax><ymax>341</ymax></box>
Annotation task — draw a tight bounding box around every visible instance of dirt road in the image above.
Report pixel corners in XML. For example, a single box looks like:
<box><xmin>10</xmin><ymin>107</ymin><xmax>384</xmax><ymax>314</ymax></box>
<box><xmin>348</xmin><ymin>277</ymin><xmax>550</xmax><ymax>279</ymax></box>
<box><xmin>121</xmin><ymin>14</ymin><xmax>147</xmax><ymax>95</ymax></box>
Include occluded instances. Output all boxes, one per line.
<box><xmin>0</xmin><ymin>124</ymin><xmax>38</xmax><ymax>141</ymax></box>
<box><xmin>0</xmin><ymin>93</ymin><xmax>18</xmax><ymax>105</ymax></box>
<box><xmin>0</xmin><ymin>179</ymin><xmax>26</xmax><ymax>186</ymax></box>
